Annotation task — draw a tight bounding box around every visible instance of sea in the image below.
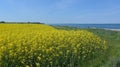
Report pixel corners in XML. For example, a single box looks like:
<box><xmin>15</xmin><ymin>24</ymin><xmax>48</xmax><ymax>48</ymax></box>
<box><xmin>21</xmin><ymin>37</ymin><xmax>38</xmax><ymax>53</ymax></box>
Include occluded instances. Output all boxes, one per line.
<box><xmin>51</xmin><ymin>24</ymin><xmax>120</xmax><ymax>29</ymax></box>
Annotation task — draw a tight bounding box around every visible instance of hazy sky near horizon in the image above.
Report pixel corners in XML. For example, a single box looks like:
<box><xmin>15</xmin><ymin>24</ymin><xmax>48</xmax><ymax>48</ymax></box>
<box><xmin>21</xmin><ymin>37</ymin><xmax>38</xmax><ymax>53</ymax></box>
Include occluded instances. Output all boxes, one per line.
<box><xmin>0</xmin><ymin>0</ymin><xmax>120</xmax><ymax>24</ymax></box>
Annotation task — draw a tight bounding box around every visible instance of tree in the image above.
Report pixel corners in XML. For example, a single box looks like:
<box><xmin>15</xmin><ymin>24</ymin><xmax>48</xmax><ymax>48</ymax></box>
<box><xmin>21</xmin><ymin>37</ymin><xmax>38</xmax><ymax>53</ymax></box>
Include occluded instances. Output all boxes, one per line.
<box><xmin>0</xmin><ymin>21</ymin><xmax>5</xmax><ymax>23</ymax></box>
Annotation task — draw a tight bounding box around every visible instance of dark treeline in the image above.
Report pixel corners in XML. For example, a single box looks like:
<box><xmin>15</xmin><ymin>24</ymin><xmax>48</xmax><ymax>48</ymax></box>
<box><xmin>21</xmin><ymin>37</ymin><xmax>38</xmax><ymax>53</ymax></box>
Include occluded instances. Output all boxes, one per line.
<box><xmin>0</xmin><ymin>21</ymin><xmax>44</xmax><ymax>24</ymax></box>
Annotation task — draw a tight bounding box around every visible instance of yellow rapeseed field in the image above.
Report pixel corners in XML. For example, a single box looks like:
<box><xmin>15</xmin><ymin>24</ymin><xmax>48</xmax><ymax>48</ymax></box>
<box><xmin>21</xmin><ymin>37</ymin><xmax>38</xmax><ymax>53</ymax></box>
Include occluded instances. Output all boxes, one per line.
<box><xmin>0</xmin><ymin>24</ymin><xmax>108</xmax><ymax>67</ymax></box>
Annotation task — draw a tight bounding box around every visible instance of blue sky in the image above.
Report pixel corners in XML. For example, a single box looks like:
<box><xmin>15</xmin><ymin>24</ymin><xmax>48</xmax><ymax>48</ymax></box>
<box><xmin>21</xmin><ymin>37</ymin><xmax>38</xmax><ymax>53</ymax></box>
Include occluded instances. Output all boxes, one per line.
<box><xmin>0</xmin><ymin>0</ymin><xmax>120</xmax><ymax>24</ymax></box>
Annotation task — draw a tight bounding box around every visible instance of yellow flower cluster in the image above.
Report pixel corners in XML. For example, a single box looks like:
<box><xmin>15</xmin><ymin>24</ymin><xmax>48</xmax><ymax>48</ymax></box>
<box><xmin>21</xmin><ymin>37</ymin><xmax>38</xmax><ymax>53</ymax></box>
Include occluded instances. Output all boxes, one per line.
<box><xmin>0</xmin><ymin>24</ymin><xmax>108</xmax><ymax>67</ymax></box>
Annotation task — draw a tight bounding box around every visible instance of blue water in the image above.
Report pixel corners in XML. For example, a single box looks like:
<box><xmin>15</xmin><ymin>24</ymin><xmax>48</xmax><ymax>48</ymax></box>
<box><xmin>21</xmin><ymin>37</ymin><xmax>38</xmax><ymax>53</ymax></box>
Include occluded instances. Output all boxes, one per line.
<box><xmin>51</xmin><ymin>24</ymin><xmax>120</xmax><ymax>29</ymax></box>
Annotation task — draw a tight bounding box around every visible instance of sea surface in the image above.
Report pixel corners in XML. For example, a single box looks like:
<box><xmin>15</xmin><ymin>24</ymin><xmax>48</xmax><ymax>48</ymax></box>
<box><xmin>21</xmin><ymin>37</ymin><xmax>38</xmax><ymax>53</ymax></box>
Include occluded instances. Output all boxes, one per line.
<box><xmin>51</xmin><ymin>24</ymin><xmax>120</xmax><ymax>29</ymax></box>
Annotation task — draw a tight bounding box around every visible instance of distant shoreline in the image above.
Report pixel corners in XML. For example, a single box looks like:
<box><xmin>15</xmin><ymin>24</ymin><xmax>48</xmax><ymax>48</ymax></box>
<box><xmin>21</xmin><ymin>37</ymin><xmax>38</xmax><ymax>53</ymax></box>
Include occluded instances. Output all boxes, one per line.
<box><xmin>105</xmin><ymin>29</ymin><xmax>120</xmax><ymax>31</ymax></box>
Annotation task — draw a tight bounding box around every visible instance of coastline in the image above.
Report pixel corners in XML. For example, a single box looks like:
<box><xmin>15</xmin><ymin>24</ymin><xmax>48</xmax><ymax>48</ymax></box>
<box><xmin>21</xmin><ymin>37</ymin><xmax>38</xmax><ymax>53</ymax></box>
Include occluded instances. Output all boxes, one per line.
<box><xmin>105</xmin><ymin>29</ymin><xmax>120</xmax><ymax>31</ymax></box>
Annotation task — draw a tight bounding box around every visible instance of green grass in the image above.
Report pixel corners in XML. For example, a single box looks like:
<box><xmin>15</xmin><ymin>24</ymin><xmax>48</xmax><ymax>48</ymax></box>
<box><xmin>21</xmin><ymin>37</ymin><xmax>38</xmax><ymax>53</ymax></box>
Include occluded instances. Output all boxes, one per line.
<box><xmin>86</xmin><ymin>29</ymin><xmax>120</xmax><ymax>67</ymax></box>
<box><xmin>53</xmin><ymin>26</ymin><xmax>120</xmax><ymax>67</ymax></box>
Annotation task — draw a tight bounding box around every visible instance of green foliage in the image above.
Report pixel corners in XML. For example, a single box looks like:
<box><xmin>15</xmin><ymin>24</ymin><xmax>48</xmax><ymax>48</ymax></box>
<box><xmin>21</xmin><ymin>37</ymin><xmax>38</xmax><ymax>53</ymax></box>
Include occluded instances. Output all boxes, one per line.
<box><xmin>86</xmin><ymin>28</ymin><xmax>120</xmax><ymax>67</ymax></box>
<box><xmin>0</xmin><ymin>21</ymin><xmax>5</xmax><ymax>23</ymax></box>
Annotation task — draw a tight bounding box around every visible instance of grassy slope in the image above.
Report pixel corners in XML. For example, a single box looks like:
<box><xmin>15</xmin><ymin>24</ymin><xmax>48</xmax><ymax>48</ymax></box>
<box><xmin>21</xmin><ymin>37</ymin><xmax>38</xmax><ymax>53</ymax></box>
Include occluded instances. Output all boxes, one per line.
<box><xmin>86</xmin><ymin>29</ymin><xmax>120</xmax><ymax>67</ymax></box>
<box><xmin>53</xmin><ymin>26</ymin><xmax>120</xmax><ymax>67</ymax></box>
